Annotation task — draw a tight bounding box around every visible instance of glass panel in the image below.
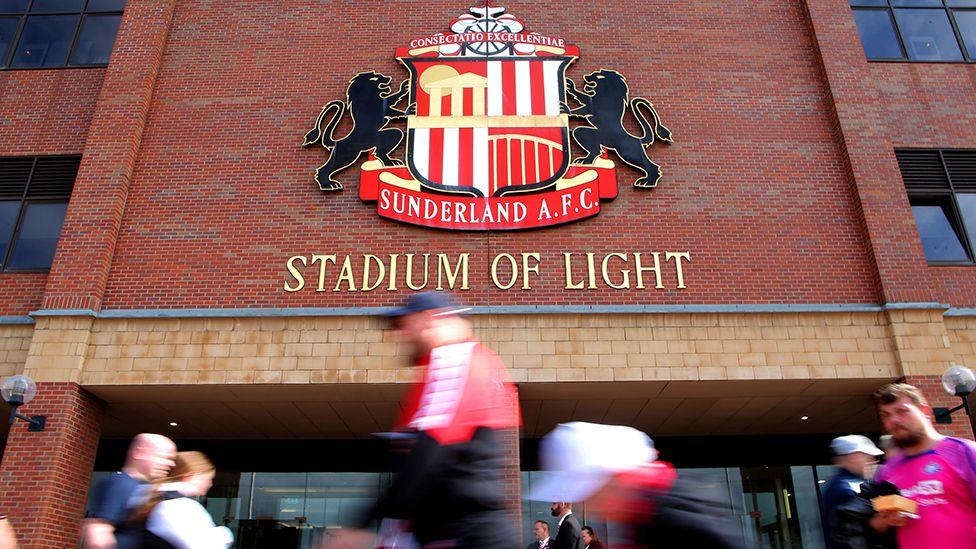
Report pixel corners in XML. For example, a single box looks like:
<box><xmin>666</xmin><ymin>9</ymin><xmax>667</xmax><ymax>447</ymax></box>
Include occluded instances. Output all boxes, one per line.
<box><xmin>68</xmin><ymin>13</ymin><xmax>118</xmax><ymax>65</ymax></box>
<box><xmin>948</xmin><ymin>0</ymin><xmax>976</xmax><ymax>6</ymax></box>
<box><xmin>0</xmin><ymin>16</ymin><xmax>18</xmax><ymax>65</ymax></box>
<box><xmin>790</xmin><ymin>466</ymin><xmax>826</xmax><ymax>549</ymax></box>
<box><xmin>0</xmin><ymin>0</ymin><xmax>28</xmax><ymax>13</ymax></box>
<box><xmin>956</xmin><ymin>194</ymin><xmax>976</xmax><ymax>252</ymax></box>
<box><xmin>953</xmin><ymin>10</ymin><xmax>976</xmax><ymax>57</ymax></box>
<box><xmin>0</xmin><ymin>201</ymin><xmax>20</xmax><ymax>266</ymax></box>
<box><xmin>9</xmin><ymin>14</ymin><xmax>79</xmax><ymax>67</ymax></box>
<box><xmin>894</xmin><ymin>8</ymin><xmax>965</xmax><ymax>60</ymax></box>
<box><xmin>86</xmin><ymin>0</ymin><xmax>125</xmax><ymax>11</ymax></box>
<box><xmin>892</xmin><ymin>0</ymin><xmax>944</xmax><ymax>5</ymax></box>
<box><xmin>853</xmin><ymin>10</ymin><xmax>907</xmax><ymax>59</ymax></box>
<box><xmin>851</xmin><ymin>0</ymin><xmax>889</xmax><ymax>5</ymax></box>
<box><xmin>29</xmin><ymin>0</ymin><xmax>85</xmax><ymax>12</ymax></box>
<box><xmin>6</xmin><ymin>201</ymin><xmax>67</xmax><ymax>269</ymax></box>
<box><xmin>911</xmin><ymin>202</ymin><xmax>969</xmax><ymax>261</ymax></box>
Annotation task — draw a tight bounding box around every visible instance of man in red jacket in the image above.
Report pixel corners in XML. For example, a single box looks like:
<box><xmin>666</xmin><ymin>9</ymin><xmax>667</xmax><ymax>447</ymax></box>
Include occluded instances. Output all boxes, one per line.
<box><xmin>333</xmin><ymin>292</ymin><xmax>521</xmax><ymax>549</ymax></box>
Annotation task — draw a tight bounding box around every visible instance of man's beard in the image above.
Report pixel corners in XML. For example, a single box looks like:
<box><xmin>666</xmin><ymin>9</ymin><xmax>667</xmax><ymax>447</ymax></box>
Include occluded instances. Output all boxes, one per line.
<box><xmin>551</xmin><ymin>508</ymin><xmax>559</xmax><ymax>517</ymax></box>
<box><xmin>892</xmin><ymin>428</ymin><xmax>924</xmax><ymax>448</ymax></box>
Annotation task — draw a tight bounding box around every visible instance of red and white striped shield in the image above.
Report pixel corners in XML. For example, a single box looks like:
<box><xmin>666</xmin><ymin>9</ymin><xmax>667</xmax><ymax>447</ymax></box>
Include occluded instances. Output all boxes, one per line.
<box><xmin>403</xmin><ymin>56</ymin><xmax>572</xmax><ymax>197</ymax></box>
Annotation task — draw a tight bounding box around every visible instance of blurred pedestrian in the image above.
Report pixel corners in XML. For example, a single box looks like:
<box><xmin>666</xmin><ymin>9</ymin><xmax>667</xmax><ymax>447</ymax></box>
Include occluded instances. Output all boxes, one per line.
<box><xmin>83</xmin><ymin>433</ymin><xmax>176</xmax><ymax>549</ymax></box>
<box><xmin>822</xmin><ymin>435</ymin><xmax>883</xmax><ymax>548</ymax></box>
<box><xmin>869</xmin><ymin>383</ymin><xmax>976</xmax><ymax>549</ymax></box>
<box><xmin>331</xmin><ymin>292</ymin><xmax>521</xmax><ymax>549</ymax></box>
<box><xmin>135</xmin><ymin>451</ymin><xmax>233</xmax><ymax>548</ymax></box>
<box><xmin>0</xmin><ymin>514</ymin><xmax>16</xmax><ymax>549</ymax></box>
<box><xmin>526</xmin><ymin>520</ymin><xmax>551</xmax><ymax>549</ymax></box>
<box><xmin>581</xmin><ymin>526</ymin><xmax>604</xmax><ymax>549</ymax></box>
<box><xmin>878</xmin><ymin>435</ymin><xmax>899</xmax><ymax>462</ymax></box>
<box><xmin>550</xmin><ymin>502</ymin><xmax>582</xmax><ymax>549</ymax></box>
<box><xmin>529</xmin><ymin>422</ymin><xmax>743</xmax><ymax>549</ymax></box>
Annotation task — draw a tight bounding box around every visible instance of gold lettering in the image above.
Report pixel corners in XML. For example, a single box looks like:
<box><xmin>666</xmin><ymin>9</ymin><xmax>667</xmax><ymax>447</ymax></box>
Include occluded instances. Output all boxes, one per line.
<box><xmin>437</xmin><ymin>253</ymin><xmax>470</xmax><ymax>290</ymax></box>
<box><xmin>585</xmin><ymin>252</ymin><xmax>597</xmax><ymax>289</ymax></box>
<box><xmin>521</xmin><ymin>253</ymin><xmax>540</xmax><ymax>290</ymax></box>
<box><xmin>362</xmin><ymin>254</ymin><xmax>386</xmax><ymax>292</ymax></box>
<box><xmin>333</xmin><ymin>255</ymin><xmax>358</xmax><ymax>292</ymax></box>
<box><xmin>563</xmin><ymin>253</ymin><xmax>585</xmax><ymax>290</ymax></box>
<box><xmin>405</xmin><ymin>253</ymin><xmax>430</xmax><ymax>291</ymax></box>
<box><xmin>633</xmin><ymin>252</ymin><xmax>663</xmax><ymax>289</ymax></box>
<box><xmin>491</xmin><ymin>253</ymin><xmax>518</xmax><ymax>290</ymax></box>
<box><xmin>666</xmin><ymin>252</ymin><xmax>691</xmax><ymax>289</ymax></box>
<box><xmin>601</xmin><ymin>252</ymin><xmax>631</xmax><ymax>289</ymax></box>
<box><xmin>284</xmin><ymin>255</ymin><xmax>307</xmax><ymax>292</ymax></box>
<box><xmin>310</xmin><ymin>254</ymin><xmax>337</xmax><ymax>292</ymax></box>
<box><xmin>388</xmin><ymin>254</ymin><xmax>399</xmax><ymax>291</ymax></box>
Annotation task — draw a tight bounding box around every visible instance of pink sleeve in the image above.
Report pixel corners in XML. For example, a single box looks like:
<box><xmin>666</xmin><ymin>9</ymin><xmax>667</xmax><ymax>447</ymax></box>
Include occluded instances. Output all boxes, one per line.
<box><xmin>943</xmin><ymin>437</ymin><xmax>976</xmax><ymax>504</ymax></box>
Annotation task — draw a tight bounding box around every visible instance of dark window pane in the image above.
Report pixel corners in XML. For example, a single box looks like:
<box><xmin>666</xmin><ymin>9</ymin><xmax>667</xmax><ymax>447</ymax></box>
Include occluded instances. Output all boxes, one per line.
<box><xmin>892</xmin><ymin>0</ymin><xmax>944</xmax><ymax>5</ymax></box>
<box><xmin>29</xmin><ymin>0</ymin><xmax>84</xmax><ymax>13</ymax></box>
<box><xmin>956</xmin><ymin>194</ymin><xmax>976</xmax><ymax>251</ymax></box>
<box><xmin>86</xmin><ymin>0</ymin><xmax>125</xmax><ymax>11</ymax></box>
<box><xmin>68</xmin><ymin>14</ymin><xmax>118</xmax><ymax>65</ymax></box>
<box><xmin>6</xmin><ymin>201</ymin><xmax>67</xmax><ymax>269</ymax></box>
<box><xmin>851</xmin><ymin>0</ymin><xmax>889</xmax><ymax>5</ymax></box>
<box><xmin>0</xmin><ymin>0</ymin><xmax>28</xmax><ymax>13</ymax></box>
<box><xmin>953</xmin><ymin>10</ymin><xmax>976</xmax><ymax>57</ymax></box>
<box><xmin>948</xmin><ymin>0</ymin><xmax>976</xmax><ymax>6</ymax></box>
<box><xmin>853</xmin><ymin>10</ymin><xmax>906</xmax><ymax>59</ymax></box>
<box><xmin>0</xmin><ymin>16</ymin><xmax>18</xmax><ymax>65</ymax></box>
<box><xmin>0</xmin><ymin>201</ymin><xmax>20</xmax><ymax>266</ymax></box>
<box><xmin>911</xmin><ymin>201</ymin><xmax>969</xmax><ymax>261</ymax></box>
<box><xmin>10</xmin><ymin>15</ymin><xmax>79</xmax><ymax>67</ymax></box>
<box><xmin>894</xmin><ymin>8</ymin><xmax>965</xmax><ymax>60</ymax></box>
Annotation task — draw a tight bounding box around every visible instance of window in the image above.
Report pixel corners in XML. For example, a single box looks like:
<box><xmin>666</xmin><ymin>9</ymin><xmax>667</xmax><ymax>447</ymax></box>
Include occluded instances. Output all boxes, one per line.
<box><xmin>0</xmin><ymin>155</ymin><xmax>78</xmax><ymax>271</ymax></box>
<box><xmin>851</xmin><ymin>0</ymin><xmax>976</xmax><ymax>61</ymax></box>
<box><xmin>896</xmin><ymin>149</ymin><xmax>976</xmax><ymax>264</ymax></box>
<box><xmin>0</xmin><ymin>0</ymin><xmax>124</xmax><ymax>69</ymax></box>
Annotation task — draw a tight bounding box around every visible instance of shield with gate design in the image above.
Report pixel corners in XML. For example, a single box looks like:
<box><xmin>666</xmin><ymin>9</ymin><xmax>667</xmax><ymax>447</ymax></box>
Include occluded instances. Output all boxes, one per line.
<box><xmin>401</xmin><ymin>55</ymin><xmax>574</xmax><ymax>198</ymax></box>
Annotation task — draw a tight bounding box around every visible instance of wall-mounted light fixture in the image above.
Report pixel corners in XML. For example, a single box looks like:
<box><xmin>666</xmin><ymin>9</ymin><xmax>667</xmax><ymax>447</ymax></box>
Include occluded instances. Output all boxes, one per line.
<box><xmin>1</xmin><ymin>375</ymin><xmax>45</xmax><ymax>432</ymax></box>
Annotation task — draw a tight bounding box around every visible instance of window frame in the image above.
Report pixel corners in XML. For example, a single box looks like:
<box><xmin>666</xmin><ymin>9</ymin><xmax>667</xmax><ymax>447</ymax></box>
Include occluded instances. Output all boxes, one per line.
<box><xmin>851</xmin><ymin>0</ymin><xmax>976</xmax><ymax>63</ymax></box>
<box><xmin>901</xmin><ymin>149</ymin><xmax>976</xmax><ymax>266</ymax></box>
<box><xmin>0</xmin><ymin>156</ymin><xmax>76</xmax><ymax>273</ymax></box>
<box><xmin>0</xmin><ymin>0</ymin><xmax>124</xmax><ymax>71</ymax></box>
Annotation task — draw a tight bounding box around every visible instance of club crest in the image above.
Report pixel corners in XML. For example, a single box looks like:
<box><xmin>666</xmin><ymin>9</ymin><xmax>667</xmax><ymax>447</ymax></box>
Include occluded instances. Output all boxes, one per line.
<box><xmin>302</xmin><ymin>1</ymin><xmax>673</xmax><ymax>231</ymax></box>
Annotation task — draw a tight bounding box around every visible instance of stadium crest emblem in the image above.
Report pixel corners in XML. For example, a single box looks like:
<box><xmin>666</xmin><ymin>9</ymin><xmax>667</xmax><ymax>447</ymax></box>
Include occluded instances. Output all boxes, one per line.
<box><xmin>303</xmin><ymin>2</ymin><xmax>672</xmax><ymax>231</ymax></box>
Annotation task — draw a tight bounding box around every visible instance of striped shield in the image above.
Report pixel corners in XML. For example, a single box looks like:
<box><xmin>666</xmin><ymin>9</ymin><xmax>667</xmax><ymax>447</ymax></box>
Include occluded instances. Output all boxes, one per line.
<box><xmin>403</xmin><ymin>56</ymin><xmax>573</xmax><ymax>197</ymax></box>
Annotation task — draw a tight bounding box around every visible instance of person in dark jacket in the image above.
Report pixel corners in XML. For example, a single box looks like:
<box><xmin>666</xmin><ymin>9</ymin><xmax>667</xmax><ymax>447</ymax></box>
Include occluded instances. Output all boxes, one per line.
<box><xmin>581</xmin><ymin>526</ymin><xmax>604</xmax><ymax>549</ymax></box>
<box><xmin>331</xmin><ymin>292</ymin><xmax>521</xmax><ymax>549</ymax></box>
<box><xmin>529</xmin><ymin>422</ymin><xmax>744</xmax><ymax>549</ymax></box>
<box><xmin>550</xmin><ymin>502</ymin><xmax>583</xmax><ymax>549</ymax></box>
<box><xmin>822</xmin><ymin>435</ymin><xmax>884</xmax><ymax>549</ymax></box>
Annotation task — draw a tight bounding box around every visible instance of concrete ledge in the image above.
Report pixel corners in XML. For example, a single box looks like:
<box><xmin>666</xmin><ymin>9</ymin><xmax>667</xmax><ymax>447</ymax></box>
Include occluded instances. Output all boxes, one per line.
<box><xmin>0</xmin><ymin>316</ymin><xmax>35</xmax><ymax>325</ymax></box>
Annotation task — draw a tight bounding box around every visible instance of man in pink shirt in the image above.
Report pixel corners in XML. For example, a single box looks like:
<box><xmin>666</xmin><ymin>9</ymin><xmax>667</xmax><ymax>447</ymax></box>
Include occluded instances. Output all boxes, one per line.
<box><xmin>871</xmin><ymin>383</ymin><xmax>976</xmax><ymax>549</ymax></box>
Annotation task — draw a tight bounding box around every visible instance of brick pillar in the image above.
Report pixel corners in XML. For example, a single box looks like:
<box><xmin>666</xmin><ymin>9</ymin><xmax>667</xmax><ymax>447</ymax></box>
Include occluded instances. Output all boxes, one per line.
<box><xmin>904</xmin><ymin>375</ymin><xmax>975</xmax><ymax>440</ymax></box>
<box><xmin>0</xmin><ymin>383</ymin><xmax>105</xmax><ymax>548</ymax></box>
<box><xmin>41</xmin><ymin>0</ymin><xmax>177</xmax><ymax>311</ymax></box>
<box><xmin>501</xmin><ymin>384</ymin><xmax>522</xmax><ymax>539</ymax></box>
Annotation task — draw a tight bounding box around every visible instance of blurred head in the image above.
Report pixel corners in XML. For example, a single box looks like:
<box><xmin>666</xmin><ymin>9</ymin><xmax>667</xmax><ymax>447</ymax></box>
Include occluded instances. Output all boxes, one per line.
<box><xmin>550</xmin><ymin>502</ymin><xmax>572</xmax><ymax>517</ymax></box>
<box><xmin>387</xmin><ymin>293</ymin><xmax>471</xmax><ymax>356</ymax></box>
<box><xmin>533</xmin><ymin>520</ymin><xmax>549</xmax><ymax>541</ymax></box>
<box><xmin>168</xmin><ymin>451</ymin><xmax>216</xmax><ymax>497</ymax></box>
<box><xmin>873</xmin><ymin>384</ymin><xmax>936</xmax><ymax>449</ymax></box>
<box><xmin>125</xmin><ymin>433</ymin><xmax>177</xmax><ymax>481</ymax></box>
<box><xmin>830</xmin><ymin>435</ymin><xmax>883</xmax><ymax>478</ymax></box>
<box><xmin>582</xmin><ymin>526</ymin><xmax>596</xmax><ymax>545</ymax></box>
<box><xmin>879</xmin><ymin>434</ymin><xmax>900</xmax><ymax>460</ymax></box>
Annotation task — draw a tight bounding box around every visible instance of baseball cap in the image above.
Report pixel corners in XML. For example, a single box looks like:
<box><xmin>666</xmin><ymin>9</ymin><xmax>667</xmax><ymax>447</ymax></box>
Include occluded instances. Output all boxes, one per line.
<box><xmin>384</xmin><ymin>291</ymin><xmax>471</xmax><ymax>320</ymax></box>
<box><xmin>830</xmin><ymin>435</ymin><xmax>883</xmax><ymax>457</ymax></box>
<box><xmin>526</xmin><ymin>422</ymin><xmax>657</xmax><ymax>502</ymax></box>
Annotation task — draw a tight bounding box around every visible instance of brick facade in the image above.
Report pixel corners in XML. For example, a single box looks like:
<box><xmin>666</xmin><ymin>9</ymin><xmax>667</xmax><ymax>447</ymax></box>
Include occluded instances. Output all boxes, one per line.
<box><xmin>0</xmin><ymin>383</ymin><xmax>104</xmax><ymax>548</ymax></box>
<box><xmin>0</xmin><ymin>0</ymin><xmax>974</xmax><ymax>546</ymax></box>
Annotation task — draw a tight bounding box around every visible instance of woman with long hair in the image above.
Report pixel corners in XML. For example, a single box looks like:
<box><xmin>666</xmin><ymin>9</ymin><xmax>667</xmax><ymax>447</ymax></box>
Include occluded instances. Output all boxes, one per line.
<box><xmin>134</xmin><ymin>451</ymin><xmax>233</xmax><ymax>549</ymax></box>
<box><xmin>581</xmin><ymin>526</ymin><xmax>605</xmax><ymax>549</ymax></box>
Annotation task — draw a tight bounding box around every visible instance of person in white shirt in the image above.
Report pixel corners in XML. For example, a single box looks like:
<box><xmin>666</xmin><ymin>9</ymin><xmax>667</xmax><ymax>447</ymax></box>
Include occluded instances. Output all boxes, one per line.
<box><xmin>526</xmin><ymin>520</ymin><xmax>551</xmax><ymax>549</ymax></box>
<box><xmin>136</xmin><ymin>451</ymin><xmax>233</xmax><ymax>549</ymax></box>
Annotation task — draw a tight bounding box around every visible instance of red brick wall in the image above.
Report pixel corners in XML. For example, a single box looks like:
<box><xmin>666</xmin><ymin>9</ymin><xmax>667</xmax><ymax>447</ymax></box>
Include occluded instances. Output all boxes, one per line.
<box><xmin>904</xmin><ymin>375</ymin><xmax>975</xmax><ymax>441</ymax></box>
<box><xmin>0</xmin><ymin>383</ymin><xmax>105</xmax><ymax>547</ymax></box>
<box><xmin>0</xmin><ymin>275</ymin><xmax>46</xmax><ymax>317</ymax></box>
<box><xmin>803</xmin><ymin>0</ymin><xmax>976</xmax><ymax>308</ymax></box>
<box><xmin>90</xmin><ymin>0</ymin><xmax>879</xmax><ymax>310</ymax></box>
